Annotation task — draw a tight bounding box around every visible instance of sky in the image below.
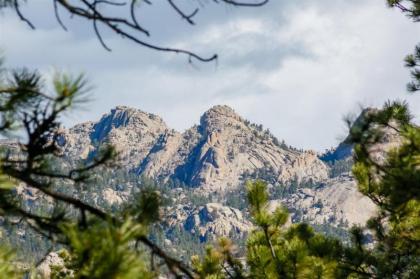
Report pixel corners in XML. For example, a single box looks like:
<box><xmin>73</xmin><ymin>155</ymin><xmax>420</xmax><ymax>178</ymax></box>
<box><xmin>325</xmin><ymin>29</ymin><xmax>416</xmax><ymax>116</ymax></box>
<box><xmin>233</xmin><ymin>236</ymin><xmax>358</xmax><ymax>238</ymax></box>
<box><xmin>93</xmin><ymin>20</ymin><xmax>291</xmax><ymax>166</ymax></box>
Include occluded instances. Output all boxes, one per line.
<box><xmin>1</xmin><ymin>0</ymin><xmax>419</xmax><ymax>151</ymax></box>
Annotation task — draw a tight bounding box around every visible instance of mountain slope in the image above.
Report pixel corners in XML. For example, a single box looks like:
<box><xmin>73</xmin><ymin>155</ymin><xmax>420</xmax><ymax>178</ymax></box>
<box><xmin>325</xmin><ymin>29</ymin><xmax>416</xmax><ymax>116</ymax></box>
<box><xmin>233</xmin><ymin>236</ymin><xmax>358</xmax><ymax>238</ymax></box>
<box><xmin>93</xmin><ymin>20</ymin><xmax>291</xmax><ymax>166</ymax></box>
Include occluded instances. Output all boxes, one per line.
<box><xmin>54</xmin><ymin>105</ymin><xmax>378</xmax><ymax>243</ymax></box>
<box><xmin>60</xmin><ymin>105</ymin><xmax>329</xmax><ymax>193</ymax></box>
<box><xmin>1</xmin><ymin>105</ymin><xmax>382</xmax><ymax>262</ymax></box>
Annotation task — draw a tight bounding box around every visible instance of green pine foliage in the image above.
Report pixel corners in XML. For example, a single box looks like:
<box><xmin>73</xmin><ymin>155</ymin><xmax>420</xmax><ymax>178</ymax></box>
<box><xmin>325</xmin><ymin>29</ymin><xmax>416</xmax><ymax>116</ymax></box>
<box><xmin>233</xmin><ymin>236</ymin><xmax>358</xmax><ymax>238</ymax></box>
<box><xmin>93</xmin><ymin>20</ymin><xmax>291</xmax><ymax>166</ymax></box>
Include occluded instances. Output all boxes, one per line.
<box><xmin>193</xmin><ymin>100</ymin><xmax>420</xmax><ymax>278</ymax></box>
<box><xmin>387</xmin><ymin>0</ymin><xmax>420</xmax><ymax>21</ymax></box>
<box><xmin>0</xmin><ymin>67</ymin><xmax>195</xmax><ymax>278</ymax></box>
<box><xmin>193</xmin><ymin>180</ymin><xmax>343</xmax><ymax>278</ymax></box>
<box><xmin>55</xmin><ymin>219</ymin><xmax>154</xmax><ymax>279</ymax></box>
<box><xmin>346</xmin><ymin>100</ymin><xmax>420</xmax><ymax>277</ymax></box>
<box><xmin>387</xmin><ymin>1</ymin><xmax>420</xmax><ymax>92</ymax></box>
<box><xmin>404</xmin><ymin>44</ymin><xmax>420</xmax><ymax>93</ymax></box>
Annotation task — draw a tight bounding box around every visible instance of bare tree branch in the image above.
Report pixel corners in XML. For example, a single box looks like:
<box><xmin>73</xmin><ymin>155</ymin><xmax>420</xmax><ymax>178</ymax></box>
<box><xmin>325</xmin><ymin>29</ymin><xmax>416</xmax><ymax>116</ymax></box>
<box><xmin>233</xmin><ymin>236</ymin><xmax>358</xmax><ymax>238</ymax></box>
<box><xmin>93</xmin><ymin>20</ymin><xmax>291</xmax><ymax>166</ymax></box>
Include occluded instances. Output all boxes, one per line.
<box><xmin>168</xmin><ymin>0</ymin><xmax>199</xmax><ymax>25</ymax></box>
<box><xmin>13</xmin><ymin>0</ymin><xmax>35</xmax><ymax>29</ymax></box>
<box><xmin>5</xmin><ymin>0</ymin><xmax>268</xmax><ymax>62</ymax></box>
<box><xmin>218</xmin><ymin>0</ymin><xmax>269</xmax><ymax>7</ymax></box>
<box><xmin>53</xmin><ymin>0</ymin><xmax>68</xmax><ymax>31</ymax></box>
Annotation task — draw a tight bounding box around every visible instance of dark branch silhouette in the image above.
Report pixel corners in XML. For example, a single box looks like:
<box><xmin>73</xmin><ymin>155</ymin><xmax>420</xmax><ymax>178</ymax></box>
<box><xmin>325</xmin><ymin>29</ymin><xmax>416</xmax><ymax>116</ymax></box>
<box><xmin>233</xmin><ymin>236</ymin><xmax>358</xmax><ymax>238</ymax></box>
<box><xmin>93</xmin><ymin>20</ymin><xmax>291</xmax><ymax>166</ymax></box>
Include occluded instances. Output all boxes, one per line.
<box><xmin>5</xmin><ymin>0</ymin><xmax>269</xmax><ymax>62</ymax></box>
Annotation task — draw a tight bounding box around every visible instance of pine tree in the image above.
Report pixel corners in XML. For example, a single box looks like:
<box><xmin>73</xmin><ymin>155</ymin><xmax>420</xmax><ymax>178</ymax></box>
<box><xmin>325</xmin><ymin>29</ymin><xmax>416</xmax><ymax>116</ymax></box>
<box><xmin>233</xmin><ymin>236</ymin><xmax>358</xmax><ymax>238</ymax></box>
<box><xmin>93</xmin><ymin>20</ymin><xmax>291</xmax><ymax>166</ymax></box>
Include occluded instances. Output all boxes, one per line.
<box><xmin>0</xmin><ymin>67</ymin><xmax>194</xmax><ymax>278</ymax></box>
<box><xmin>192</xmin><ymin>100</ymin><xmax>420</xmax><ymax>278</ymax></box>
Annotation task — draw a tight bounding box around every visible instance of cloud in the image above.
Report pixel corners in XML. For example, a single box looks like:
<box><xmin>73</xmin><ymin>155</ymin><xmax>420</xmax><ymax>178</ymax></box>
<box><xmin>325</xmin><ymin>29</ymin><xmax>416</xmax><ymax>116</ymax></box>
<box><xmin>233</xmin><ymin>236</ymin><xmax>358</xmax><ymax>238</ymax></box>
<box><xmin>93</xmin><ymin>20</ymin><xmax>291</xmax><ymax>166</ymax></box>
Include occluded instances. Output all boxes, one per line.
<box><xmin>0</xmin><ymin>0</ymin><xmax>419</xmax><ymax>151</ymax></box>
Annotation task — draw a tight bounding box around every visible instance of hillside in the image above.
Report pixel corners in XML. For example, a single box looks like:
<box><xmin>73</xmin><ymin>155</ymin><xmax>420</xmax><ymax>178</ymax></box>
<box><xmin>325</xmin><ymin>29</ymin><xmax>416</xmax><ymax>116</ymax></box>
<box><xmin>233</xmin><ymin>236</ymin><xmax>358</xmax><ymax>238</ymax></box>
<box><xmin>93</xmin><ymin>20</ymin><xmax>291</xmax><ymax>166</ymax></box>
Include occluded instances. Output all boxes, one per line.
<box><xmin>1</xmin><ymin>105</ymin><xmax>378</xmax><ymax>262</ymax></box>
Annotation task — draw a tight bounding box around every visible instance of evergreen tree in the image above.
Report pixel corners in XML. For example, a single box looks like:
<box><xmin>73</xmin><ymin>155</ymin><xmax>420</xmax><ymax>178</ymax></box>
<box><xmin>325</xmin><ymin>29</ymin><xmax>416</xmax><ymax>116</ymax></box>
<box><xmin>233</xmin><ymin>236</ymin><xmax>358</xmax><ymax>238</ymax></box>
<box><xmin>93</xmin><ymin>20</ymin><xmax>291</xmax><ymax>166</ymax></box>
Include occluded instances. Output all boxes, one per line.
<box><xmin>404</xmin><ymin>44</ymin><xmax>420</xmax><ymax>92</ymax></box>
<box><xmin>0</xmin><ymin>67</ymin><xmax>194</xmax><ymax>278</ymax></box>
<box><xmin>194</xmin><ymin>119</ymin><xmax>420</xmax><ymax>278</ymax></box>
<box><xmin>387</xmin><ymin>0</ymin><xmax>420</xmax><ymax>92</ymax></box>
<box><xmin>341</xmin><ymin>100</ymin><xmax>420</xmax><ymax>277</ymax></box>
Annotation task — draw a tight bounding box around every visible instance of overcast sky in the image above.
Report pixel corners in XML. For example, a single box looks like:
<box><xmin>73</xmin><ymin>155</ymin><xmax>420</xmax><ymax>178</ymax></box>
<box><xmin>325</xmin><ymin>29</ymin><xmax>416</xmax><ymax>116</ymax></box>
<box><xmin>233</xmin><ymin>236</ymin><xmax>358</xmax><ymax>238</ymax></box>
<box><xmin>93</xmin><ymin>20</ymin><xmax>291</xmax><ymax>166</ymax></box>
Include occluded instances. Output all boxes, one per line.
<box><xmin>1</xmin><ymin>0</ymin><xmax>419</xmax><ymax>151</ymax></box>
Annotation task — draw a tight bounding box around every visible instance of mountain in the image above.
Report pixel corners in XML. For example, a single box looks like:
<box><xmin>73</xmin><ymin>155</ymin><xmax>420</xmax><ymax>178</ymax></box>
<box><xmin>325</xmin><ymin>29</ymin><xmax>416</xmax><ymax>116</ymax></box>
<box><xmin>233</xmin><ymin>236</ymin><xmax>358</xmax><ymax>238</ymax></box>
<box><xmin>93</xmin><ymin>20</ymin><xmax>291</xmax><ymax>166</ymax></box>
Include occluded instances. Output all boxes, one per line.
<box><xmin>59</xmin><ymin>105</ymin><xmax>329</xmax><ymax>192</ymax></box>
<box><xmin>2</xmin><ymin>105</ymin><xmax>380</xmax><ymax>263</ymax></box>
<box><xmin>54</xmin><ymin>105</ymin><xmax>377</xmax><ymax>239</ymax></box>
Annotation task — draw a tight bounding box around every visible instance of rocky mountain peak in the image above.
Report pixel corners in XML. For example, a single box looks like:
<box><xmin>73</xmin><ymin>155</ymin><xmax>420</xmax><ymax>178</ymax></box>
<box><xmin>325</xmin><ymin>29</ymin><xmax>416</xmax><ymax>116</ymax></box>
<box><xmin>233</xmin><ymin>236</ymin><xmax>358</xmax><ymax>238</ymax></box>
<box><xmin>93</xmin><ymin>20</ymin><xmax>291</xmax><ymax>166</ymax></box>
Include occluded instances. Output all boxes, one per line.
<box><xmin>5</xmin><ymin>105</ymin><xmax>384</xmax><ymax>259</ymax></box>
<box><xmin>202</xmin><ymin>105</ymin><xmax>239</xmax><ymax>118</ymax></box>
<box><xmin>60</xmin><ymin>106</ymin><xmax>169</xmax><ymax>168</ymax></box>
<box><xmin>60</xmin><ymin>105</ymin><xmax>330</xmax><ymax>192</ymax></box>
<box><xmin>199</xmin><ymin>105</ymin><xmax>243</xmax><ymax>134</ymax></box>
<box><xmin>91</xmin><ymin>106</ymin><xmax>167</xmax><ymax>142</ymax></box>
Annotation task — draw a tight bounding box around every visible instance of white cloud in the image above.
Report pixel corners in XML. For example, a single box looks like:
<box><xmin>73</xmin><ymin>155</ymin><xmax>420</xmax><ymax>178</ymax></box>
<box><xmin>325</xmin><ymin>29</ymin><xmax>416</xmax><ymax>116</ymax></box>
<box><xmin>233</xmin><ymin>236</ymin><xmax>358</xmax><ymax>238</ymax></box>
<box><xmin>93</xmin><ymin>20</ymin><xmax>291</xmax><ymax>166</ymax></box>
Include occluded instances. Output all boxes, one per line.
<box><xmin>0</xmin><ymin>0</ymin><xmax>419</xmax><ymax>151</ymax></box>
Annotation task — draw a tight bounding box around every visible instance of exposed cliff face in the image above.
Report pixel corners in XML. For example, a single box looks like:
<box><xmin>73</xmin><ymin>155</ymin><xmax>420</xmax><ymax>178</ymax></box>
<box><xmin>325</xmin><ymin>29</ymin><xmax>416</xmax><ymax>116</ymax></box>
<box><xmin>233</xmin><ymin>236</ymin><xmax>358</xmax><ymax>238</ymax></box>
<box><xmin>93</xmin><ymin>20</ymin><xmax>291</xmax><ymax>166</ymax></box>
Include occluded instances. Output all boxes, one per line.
<box><xmin>1</xmin><ymin>105</ymin><xmax>399</xmax><ymax>263</ymax></box>
<box><xmin>278</xmin><ymin>174</ymin><xmax>377</xmax><ymax>227</ymax></box>
<box><xmin>56</xmin><ymin>106</ymin><xmax>375</xmax><ymax>235</ymax></box>
<box><xmin>60</xmin><ymin>106</ymin><xmax>169</xmax><ymax>169</ymax></box>
<box><xmin>36</xmin><ymin>252</ymin><xmax>68</xmax><ymax>278</ymax></box>
<box><xmin>177</xmin><ymin>106</ymin><xmax>328</xmax><ymax>191</ymax></box>
<box><xmin>59</xmin><ymin>105</ymin><xmax>329</xmax><ymax>193</ymax></box>
<box><xmin>164</xmin><ymin>203</ymin><xmax>253</xmax><ymax>242</ymax></box>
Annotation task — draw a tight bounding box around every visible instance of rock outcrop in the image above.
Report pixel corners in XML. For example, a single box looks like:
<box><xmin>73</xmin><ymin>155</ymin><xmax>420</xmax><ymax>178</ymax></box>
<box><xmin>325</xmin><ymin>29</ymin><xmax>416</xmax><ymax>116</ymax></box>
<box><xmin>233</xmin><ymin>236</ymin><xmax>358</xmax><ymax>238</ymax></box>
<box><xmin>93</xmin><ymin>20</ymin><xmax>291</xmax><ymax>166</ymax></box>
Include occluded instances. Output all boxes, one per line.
<box><xmin>36</xmin><ymin>251</ymin><xmax>69</xmax><ymax>278</ymax></box>
<box><xmin>59</xmin><ymin>105</ymin><xmax>329</xmax><ymax>193</ymax></box>
<box><xmin>60</xmin><ymin>106</ymin><xmax>169</xmax><ymax>169</ymax></box>
<box><xmin>2</xmin><ymin>104</ymin><xmax>388</xmax><ymax>261</ymax></box>
<box><xmin>164</xmin><ymin>203</ymin><xmax>253</xmax><ymax>242</ymax></box>
<box><xmin>55</xmin><ymin>105</ymin><xmax>377</xmax><ymax>235</ymax></box>
<box><xmin>278</xmin><ymin>174</ymin><xmax>377</xmax><ymax>227</ymax></box>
